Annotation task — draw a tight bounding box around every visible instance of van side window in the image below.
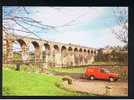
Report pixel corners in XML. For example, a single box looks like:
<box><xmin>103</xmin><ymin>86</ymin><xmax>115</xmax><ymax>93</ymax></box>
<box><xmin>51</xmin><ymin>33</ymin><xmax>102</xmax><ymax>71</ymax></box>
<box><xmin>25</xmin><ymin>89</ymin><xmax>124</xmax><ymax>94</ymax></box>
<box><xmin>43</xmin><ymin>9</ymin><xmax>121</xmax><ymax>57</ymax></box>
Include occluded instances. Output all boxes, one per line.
<box><xmin>100</xmin><ymin>69</ymin><xmax>105</xmax><ymax>73</ymax></box>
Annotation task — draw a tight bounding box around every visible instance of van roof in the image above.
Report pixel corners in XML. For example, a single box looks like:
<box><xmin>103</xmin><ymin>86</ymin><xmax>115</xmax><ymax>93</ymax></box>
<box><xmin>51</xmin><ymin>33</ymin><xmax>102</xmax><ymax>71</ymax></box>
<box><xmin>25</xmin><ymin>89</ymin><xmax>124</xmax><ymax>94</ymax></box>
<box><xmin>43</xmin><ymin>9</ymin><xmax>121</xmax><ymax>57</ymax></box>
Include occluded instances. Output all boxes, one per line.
<box><xmin>87</xmin><ymin>67</ymin><xmax>101</xmax><ymax>69</ymax></box>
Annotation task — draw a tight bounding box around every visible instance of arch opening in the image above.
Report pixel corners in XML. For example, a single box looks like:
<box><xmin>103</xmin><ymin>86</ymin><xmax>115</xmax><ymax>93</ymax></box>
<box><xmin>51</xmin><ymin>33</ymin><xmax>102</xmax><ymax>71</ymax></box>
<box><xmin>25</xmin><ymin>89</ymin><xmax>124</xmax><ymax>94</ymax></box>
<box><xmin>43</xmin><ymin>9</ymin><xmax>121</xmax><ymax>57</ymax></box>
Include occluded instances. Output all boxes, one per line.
<box><xmin>91</xmin><ymin>50</ymin><xmax>93</xmax><ymax>54</ymax></box>
<box><xmin>68</xmin><ymin>47</ymin><xmax>73</xmax><ymax>55</ymax></box>
<box><xmin>29</xmin><ymin>41</ymin><xmax>40</xmax><ymax>63</ymax></box>
<box><xmin>61</xmin><ymin>46</ymin><xmax>66</xmax><ymax>51</ymax></box>
<box><xmin>68</xmin><ymin>47</ymin><xmax>72</xmax><ymax>51</ymax></box>
<box><xmin>43</xmin><ymin>43</ymin><xmax>51</xmax><ymax>66</ymax></box>
<box><xmin>94</xmin><ymin>50</ymin><xmax>96</xmax><ymax>55</ymax></box>
<box><xmin>79</xmin><ymin>48</ymin><xmax>83</xmax><ymax>65</ymax></box>
<box><xmin>79</xmin><ymin>48</ymin><xmax>82</xmax><ymax>52</ymax></box>
<box><xmin>88</xmin><ymin>50</ymin><xmax>90</xmax><ymax>53</ymax></box>
<box><xmin>12</xmin><ymin>39</ymin><xmax>28</xmax><ymax>62</ymax></box>
<box><xmin>61</xmin><ymin>46</ymin><xmax>67</xmax><ymax>67</ymax></box>
<box><xmin>68</xmin><ymin>47</ymin><xmax>73</xmax><ymax>66</ymax></box>
<box><xmin>12</xmin><ymin>40</ymin><xmax>22</xmax><ymax>62</ymax></box>
<box><xmin>32</xmin><ymin>41</ymin><xmax>39</xmax><ymax>49</ymax></box>
<box><xmin>54</xmin><ymin>45</ymin><xmax>59</xmax><ymax>51</ymax></box>
<box><xmin>53</xmin><ymin>45</ymin><xmax>60</xmax><ymax>66</ymax></box>
<box><xmin>44</xmin><ymin>43</ymin><xmax>50</xmax><ymax>50</ymax></box>
<box><xmin>74</xmin><ymin>48</ymin><xmax>78</xmax><ymax>52</ymax></box>
<box><xmin>44</xmin><ymin>43</ymin><xmax>50</xmax><ymax>55</ymax></box>
<box><xmin>17</xmin><ymin>39</ymin><xmax>27</xmax><ymax>47</ymax></box>
<box><xmin>74</xmin><ymin>48</ymin><xmax>79</xmax><ymax>66</ymax></box>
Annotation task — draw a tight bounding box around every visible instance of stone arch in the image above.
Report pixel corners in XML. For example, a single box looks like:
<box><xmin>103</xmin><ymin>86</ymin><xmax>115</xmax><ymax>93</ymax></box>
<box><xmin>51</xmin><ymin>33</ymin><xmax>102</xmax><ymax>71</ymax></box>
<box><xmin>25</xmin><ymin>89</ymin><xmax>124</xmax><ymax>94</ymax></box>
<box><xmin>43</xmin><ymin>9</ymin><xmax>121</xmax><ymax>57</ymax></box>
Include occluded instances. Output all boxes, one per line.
<box><xmin>74</xmin><ymin>48</ymin><xmax>78</xmax><ymax>52</ymax></box>
<box><xmin>83</xmin><ymin>49</ymin><xmax>88</xmax><ymax>65</ymax></box>
<box><xmin>29</xmin><ymin>41</ymin><xmax>40</xmax><ymax>63</ymax></box>
<box><xmin>91</xmin><ymin>49</ymin><xmax>94</xmax><ymax>54</ymax></box>
<box><xmin>84</xmin><ymin>49</ymin><xmax>86</xmax><ymax>52</ymax></box>
<box><xmin>17</xmin><ymin>39</ymin><xmax>27</xmax><ymax>47</ymax></box>
<box><xmin>74</xmin><ymin>48</ymin><xmax>79</xmax><ymax>66</ymax></box>
<box><xmin>54</xmin><ymin>45</ymin><xmax>59</xmax><ymax>51</ymax></box>
<box><xmin>68</xmin><ymin>47</ymin><xmax>73</xmax><ymax>56</ymax></box>
<box><xmin>86</xmin><ymin>49</ymin><xmax>91</xmax><ymax>64</ymax></box>
<box><xmin>12</xmin><ymin>39</ymin><xmax>28</xmax><ymax>62</ymax></box>
<box><xmin>93</xmin><ymin>50</ymin><xmax>96</xmax><ymax>55</ymax></box>
<box><xmin>44</xmin><ymin>43</ymin><xmax>50</xmax><ymax>54</ymax></box>
<box><xmin>79</xmin><ymin>48</ymin><xmax>82</xmax><ymax>52</ymax></box>
<box><xmin>74</xmin><ymin>48</ymin><xmax>78</xmax><ymax>58</ymax></box>
<box><xmin>44</xmin><ymin>43</ymin><xmax>50</xmax><ymax>49</ymax></box>
<box><xmin>17</xmin><ymin>39</ymin><xmax>28</xmax><ymax>62</ymax></box>
<box><xmin>89</xmin><ymin>49</ymin><xmax>95</xmax><ymax>64</ymax></box>
<box><xmin>79</xmin><ymin>48</ymin><xmax>83</xmax><ymax>65</ymax></box>
<box><xmin>44</xmin><ymin>43</ymin><xmax>51</xmax><ymax>66</ymax></box>
<box><xmin>53</xmin><ymin>45</ymin><xmax>60</xmax><ymax>66</ymax></box>
<box><xmin>67</xmin><ymin>47</ymin><xmax>73</xmax><ymax>66</ymax></box>
<box><xmin>12</xmin><ymin>40</ymin><xmax>22</xmax><ymax>62</ymax></box>
<box><xmin>61</xmin><ymin>46</ymin><xmax>66</xmax><ymax>51</ymax></box>
<box><xmin>61</xmin><ymin>46</ymin><xmax>67</xmax><ymax>67</ymax></box>
<box><xmin>61</xmin><ymin>46</ymin><xmax>67</xmax><ymax>55</ymax></box>
<box><xmin>87</xmin><ymin>50</ymin><xmax>90</xmax><ymax>54</ymax></box>
<box><xmin>68</xmin><ymin>47</ymin><xmax>73</xmax><ymax>51</ymax></box>
<box><xmin>32</xmin><ymin>41</ymin><xmax>39</xmax><ymax>48</ymax></box>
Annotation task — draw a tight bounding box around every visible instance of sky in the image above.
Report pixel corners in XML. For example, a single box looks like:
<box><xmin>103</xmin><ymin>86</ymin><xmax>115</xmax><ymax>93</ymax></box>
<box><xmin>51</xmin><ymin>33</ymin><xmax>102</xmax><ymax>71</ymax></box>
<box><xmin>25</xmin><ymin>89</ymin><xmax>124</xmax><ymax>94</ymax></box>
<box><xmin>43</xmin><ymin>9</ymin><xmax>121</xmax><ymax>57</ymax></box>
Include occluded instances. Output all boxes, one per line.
<box><xmin>3</xmin><ymin>7</ymin><xmax>128</xmax><ymax>49</ymax></box>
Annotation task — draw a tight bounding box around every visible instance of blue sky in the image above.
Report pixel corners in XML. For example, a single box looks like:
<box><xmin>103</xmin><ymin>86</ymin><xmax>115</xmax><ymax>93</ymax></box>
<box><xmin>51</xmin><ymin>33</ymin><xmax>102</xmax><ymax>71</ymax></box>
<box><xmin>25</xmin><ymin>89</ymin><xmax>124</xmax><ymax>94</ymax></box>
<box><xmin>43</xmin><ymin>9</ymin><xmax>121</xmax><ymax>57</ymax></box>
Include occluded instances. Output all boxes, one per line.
<box><xmin>3</xmin><ymin>7</ymin><xmax>128</xmax><ymax>49</ymax></box>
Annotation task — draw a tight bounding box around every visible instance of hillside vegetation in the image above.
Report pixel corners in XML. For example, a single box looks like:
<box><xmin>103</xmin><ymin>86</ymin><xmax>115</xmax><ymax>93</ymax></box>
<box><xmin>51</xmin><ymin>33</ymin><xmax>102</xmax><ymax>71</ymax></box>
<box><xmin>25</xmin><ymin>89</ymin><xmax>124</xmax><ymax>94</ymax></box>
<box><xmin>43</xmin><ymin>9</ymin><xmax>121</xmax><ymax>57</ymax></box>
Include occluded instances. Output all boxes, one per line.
<box><xmin>3</xmin><ymin>69</ymin><xmax>92</xmax><ymax>96</ymax></box>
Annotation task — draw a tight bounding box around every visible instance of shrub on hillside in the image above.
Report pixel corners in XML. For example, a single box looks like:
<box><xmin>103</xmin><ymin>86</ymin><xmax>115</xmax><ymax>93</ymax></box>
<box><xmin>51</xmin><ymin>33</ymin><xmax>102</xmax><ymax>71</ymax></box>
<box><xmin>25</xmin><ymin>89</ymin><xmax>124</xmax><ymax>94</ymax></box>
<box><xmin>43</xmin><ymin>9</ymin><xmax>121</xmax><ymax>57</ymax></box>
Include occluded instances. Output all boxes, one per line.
<box><xmin>62</xmin><ymin>76</ymin><xmax>73</xmax><ymax>85</ymax></box>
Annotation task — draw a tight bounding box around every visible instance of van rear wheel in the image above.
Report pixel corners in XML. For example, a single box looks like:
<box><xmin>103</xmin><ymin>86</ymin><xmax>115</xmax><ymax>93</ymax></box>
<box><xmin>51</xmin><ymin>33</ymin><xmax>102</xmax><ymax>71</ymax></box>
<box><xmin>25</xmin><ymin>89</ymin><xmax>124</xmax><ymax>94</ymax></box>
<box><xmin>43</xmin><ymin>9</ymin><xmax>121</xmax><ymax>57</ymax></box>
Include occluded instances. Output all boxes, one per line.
<box><xmin>109</xmin><ymin>77</ymin><xmax>114</xmax><ymax>82</ymax></box>
<box><xmin>90</xmin><ymin>76</ymin><xmax>95</xmax><ymax>80</ymax></box>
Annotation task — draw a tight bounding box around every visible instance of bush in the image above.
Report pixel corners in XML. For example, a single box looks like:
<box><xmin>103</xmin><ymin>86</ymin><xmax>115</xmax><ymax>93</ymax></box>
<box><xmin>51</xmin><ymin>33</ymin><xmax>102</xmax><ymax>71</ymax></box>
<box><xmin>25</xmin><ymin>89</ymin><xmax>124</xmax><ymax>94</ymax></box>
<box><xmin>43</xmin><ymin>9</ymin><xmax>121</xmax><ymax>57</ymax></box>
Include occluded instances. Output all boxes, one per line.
<box><xmin>62</xmin><ymin>76</ymin><xmax>73</xmax><ymax>85</ymax></box>
<box><xmin>111</xmin><ymin>66</ymin><xmax>128</xmax><ymax>80</ymax></box>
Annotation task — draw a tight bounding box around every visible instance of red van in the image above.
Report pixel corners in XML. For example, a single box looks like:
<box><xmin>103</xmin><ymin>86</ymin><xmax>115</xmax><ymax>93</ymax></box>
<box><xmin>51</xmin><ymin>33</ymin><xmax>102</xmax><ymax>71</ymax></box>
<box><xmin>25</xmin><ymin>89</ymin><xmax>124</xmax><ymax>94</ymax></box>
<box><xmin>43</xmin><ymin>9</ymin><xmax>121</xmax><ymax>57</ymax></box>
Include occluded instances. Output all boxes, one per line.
<box><xmin>84</xmin><ymin>67</ymin><xmax>119</xmax><ymax>82</ymax></box>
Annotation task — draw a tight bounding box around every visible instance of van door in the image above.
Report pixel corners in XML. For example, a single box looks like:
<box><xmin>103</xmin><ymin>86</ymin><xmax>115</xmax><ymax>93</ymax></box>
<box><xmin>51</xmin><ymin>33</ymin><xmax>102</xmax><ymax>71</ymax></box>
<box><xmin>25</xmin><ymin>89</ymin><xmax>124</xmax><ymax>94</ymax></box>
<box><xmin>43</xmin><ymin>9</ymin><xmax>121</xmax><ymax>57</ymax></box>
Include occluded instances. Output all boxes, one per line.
<box><xmin>97</xmin><ymin>69</ymin><xmax>108</xmax><ymax>79</ymax></box>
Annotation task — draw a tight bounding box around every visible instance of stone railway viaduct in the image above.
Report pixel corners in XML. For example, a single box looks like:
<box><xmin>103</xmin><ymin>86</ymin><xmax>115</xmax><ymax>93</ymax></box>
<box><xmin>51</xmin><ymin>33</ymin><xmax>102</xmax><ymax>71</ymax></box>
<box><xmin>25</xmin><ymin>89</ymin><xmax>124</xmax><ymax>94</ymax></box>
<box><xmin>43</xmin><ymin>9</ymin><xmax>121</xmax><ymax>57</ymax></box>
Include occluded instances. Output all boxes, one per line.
<box><xmin>3</xmin><ymin>33</ymin><xmax>98</xmax><ymax>67</ymax></box>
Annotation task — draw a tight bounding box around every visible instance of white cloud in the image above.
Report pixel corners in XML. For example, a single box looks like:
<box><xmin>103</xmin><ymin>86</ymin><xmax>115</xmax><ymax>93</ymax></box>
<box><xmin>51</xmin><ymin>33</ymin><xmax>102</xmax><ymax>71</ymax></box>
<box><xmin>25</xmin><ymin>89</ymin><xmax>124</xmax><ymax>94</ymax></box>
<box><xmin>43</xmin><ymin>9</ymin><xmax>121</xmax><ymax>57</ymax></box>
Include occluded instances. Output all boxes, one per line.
<box><xmin>43</xmin><ymin>26</ymin><xmax>126</xmax><ymax>48</ymax></box>
<box><xmin>30</xmin><ymin>7</ymin><xmax>105</xmax><ymax>27</ymax></box>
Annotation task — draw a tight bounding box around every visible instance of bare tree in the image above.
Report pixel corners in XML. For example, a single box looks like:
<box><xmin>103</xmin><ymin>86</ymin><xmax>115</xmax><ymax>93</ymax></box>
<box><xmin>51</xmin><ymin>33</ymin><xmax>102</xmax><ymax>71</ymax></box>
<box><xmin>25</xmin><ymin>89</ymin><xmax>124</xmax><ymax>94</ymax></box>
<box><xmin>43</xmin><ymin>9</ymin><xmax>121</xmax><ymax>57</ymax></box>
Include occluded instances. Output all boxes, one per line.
<box><xmin>3</xmin><ymin>7</ymin><xmax>90</xmax><ymax>39</ymax></box>
<box><xmin>112</xmin><ymin>7</ymin><xmax>128</xmax><ymax>44</ymax></box>
<box><xmin>3</xmin><ymin>7</ymin><xmax>58</xmax><ymax>39</ymax></box>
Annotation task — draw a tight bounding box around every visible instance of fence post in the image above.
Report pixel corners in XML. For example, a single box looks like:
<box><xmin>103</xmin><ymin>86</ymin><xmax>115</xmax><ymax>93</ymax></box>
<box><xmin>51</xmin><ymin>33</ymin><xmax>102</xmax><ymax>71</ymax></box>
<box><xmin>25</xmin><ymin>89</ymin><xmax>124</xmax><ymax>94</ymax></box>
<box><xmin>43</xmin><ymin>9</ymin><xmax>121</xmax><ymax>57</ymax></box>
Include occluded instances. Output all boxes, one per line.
<box><xmin>105</xmin><ymin>86</ymin><xmax>111</xmax><ymax>96</ymax></box>
<box><xmin>16</xmin><ymin>63</ymin><xmax>20</xmax><ymax>71</ymax></box>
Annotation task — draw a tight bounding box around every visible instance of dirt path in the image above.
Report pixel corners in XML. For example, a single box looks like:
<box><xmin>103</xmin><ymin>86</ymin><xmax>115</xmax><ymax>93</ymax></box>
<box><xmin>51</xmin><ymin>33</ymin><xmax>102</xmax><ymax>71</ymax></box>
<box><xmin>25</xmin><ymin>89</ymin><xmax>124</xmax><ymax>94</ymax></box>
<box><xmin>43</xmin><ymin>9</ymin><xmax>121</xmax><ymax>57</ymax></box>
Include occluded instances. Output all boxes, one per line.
<box><xmin>72</xmin><ymin>79</ymin><xmax>128</xmax><ymax>96</ymax></box>
<box><xmin>51</xmin><ymin>71</ymin><xmax>128</xmax><ymax>96</ymax></box>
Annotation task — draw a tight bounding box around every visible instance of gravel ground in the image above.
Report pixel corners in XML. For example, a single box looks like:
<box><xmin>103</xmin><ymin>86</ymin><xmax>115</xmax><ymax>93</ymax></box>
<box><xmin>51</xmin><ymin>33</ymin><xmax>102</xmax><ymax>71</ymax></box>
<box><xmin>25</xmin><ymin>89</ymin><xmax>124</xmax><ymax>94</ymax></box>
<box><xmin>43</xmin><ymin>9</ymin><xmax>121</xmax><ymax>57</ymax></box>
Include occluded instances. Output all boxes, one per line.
<box><xmin>52</xmin><ymin>71</ymin><xmax>128</xmax><ymax>96</ymax></box>
<box><xmin>71</xmin><ymin>79</ymin><xmax>128</xmax><ymax>96</ymax></box>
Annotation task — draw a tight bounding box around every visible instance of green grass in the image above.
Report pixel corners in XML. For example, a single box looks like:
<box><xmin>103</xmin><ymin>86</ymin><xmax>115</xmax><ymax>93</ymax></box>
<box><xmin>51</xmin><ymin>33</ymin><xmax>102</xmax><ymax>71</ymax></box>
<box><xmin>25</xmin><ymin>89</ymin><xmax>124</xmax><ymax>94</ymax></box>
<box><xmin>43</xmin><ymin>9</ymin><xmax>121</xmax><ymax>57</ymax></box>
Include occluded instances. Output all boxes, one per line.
<box><xmin>92</xmin><ymin>61</ymin><xmax>115</xmax><ymax>65</ymax></box>
<box><xmin>3</xmin><ymin>69</ymin><xmax>94</xmax><ymax>96</ymax></box>
<box><xmin>3</xmin><ymin>64</ymin><xmax>41</xmax><ymax>72</ymax></box>
<box><xmin>49</xmin><ymin>67</ymin><xmax>86</xmax><ymax>74</ymax></box>
<box><xmin>48</xmin><ymin>62</ymin><xmax>116</xmax><ymax>74</ymax></box>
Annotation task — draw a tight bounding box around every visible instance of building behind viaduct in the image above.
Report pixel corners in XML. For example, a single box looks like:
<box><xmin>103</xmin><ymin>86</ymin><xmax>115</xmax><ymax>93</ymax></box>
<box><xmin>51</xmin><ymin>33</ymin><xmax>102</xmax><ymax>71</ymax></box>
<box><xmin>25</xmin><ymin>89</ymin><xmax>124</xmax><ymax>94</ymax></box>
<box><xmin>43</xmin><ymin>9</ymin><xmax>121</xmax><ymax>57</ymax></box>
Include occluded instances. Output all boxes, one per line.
<box><xmin>3</xmin><ymin>33</ymin><xmax>98</xmax><ymax>68</ymax></box>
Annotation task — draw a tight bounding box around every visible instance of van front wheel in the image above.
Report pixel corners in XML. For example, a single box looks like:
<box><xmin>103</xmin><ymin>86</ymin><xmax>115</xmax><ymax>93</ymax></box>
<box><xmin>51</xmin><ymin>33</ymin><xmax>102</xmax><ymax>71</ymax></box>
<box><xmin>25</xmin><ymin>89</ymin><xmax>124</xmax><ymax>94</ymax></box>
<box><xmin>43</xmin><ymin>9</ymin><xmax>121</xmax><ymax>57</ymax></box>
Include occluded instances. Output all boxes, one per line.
<box><xmin>109</xmin><ymin>77</ymin><xmax>114</xmax><ymax>82</ymax></box>
<box><xmin>90</xmin><ymin>76</ymin><xmax>95</xmax><ymax>80</ymax></box>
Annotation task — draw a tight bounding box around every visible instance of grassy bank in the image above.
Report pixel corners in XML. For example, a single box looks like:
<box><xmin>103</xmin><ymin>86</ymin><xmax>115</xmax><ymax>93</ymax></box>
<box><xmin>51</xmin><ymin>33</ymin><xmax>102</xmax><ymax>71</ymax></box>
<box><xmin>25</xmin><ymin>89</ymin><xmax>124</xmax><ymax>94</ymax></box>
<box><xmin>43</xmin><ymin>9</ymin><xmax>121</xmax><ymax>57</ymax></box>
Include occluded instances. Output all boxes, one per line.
<box><xmin>3</xmin><ymin>69</ymin><xmax>94</xmax><ymax>96</ymax></box>
<box><xmin>49</xmin><ymin>67</ymin><xmax>86</xmax><ymax>74</ymax></box>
